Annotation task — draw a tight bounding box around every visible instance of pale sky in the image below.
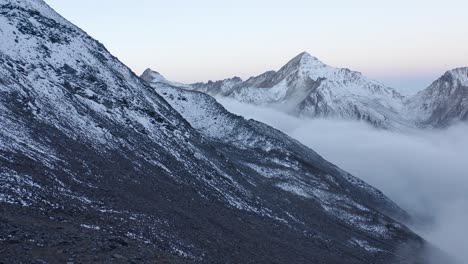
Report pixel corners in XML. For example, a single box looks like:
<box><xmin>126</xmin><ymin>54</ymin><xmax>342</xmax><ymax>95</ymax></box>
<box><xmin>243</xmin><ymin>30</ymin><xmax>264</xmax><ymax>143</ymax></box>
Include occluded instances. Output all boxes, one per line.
<box><xmin>44</xmin><ymin>0</ymin><xmax>468</xmax><ymax>94</ymax></box>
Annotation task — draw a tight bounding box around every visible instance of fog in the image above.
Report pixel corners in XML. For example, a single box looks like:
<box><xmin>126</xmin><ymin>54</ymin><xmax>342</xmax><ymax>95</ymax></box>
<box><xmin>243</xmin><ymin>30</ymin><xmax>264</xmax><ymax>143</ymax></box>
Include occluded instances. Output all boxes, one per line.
<box><xmin>217</xmin><ymin>97</ymin><xmax>468</xmax><ymax>262</ymax></box>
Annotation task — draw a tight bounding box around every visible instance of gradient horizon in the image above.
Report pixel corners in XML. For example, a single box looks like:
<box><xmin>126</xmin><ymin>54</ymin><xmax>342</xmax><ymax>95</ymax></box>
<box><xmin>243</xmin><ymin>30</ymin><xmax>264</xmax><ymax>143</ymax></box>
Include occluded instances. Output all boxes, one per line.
<box><xmin>44</xmin><ymin>0</ymin><xmax>468</xmax><ymax>94</ymax></box>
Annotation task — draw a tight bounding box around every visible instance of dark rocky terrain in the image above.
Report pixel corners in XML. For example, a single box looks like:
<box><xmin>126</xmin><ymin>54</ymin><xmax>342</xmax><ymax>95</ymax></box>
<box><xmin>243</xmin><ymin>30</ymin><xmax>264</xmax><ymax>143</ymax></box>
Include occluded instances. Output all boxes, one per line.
<box><xmin>0</xmin><ymin>0</ymin><xmax>456</xmax><ymax>263</ymax></box>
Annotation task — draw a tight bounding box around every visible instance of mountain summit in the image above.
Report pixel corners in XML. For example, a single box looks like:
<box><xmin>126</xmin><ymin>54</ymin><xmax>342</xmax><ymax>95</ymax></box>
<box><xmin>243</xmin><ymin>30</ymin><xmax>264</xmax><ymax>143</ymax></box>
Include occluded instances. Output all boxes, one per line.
<box><xmin>282</xmin><ymin>51</ymin><xmax>329</xmax><ymax>73</ymax></box>
<box><xmin>406</xmin><ymin>67</ymin><xmax>468</xmax><ymax>127</ymax></box>
<box><xmin>140</xmin><ymin>68</ymin><xmax>168</xmax><ymax>83</ymax></box>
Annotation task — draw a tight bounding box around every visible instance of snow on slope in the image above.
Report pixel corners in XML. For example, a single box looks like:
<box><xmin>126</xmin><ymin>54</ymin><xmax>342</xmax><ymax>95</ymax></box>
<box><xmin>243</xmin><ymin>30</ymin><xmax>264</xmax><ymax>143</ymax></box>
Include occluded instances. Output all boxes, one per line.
<box><xmin>406</xmin><ymin>67</ymin><xmax>468</xmax><ymax>127</ymax></box>
<box><xmin>142</xmin><ymin>79</ymin><xmax>447</xmax><ymax>263</ymax></box>
<box><xmin>0</xmin><ymin>0</ymin><xmax>263</xmax><ymax>216</ymax></box>
<box><xmin>151</xmin><ymin>81</ymin><xmax>411</xmax><ymax>220</ymax></box>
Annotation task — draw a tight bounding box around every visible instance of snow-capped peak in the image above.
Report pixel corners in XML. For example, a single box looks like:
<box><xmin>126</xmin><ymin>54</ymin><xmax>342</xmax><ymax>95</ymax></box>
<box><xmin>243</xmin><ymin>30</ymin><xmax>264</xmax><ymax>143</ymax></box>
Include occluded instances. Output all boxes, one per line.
<box><xmin>443</xmin><ymin>67</ymin><xmax>468</xmax><ymax>86</ymax></box>
<box><xmin>276</xmin><ymin>52</ymin><xmax>330</xmax><ymax>80</ymax></box>
<box><xmin>140</xmin><ymin>68</ymin><xmax>188</xmax><ymax>87</ymax></box>
<box><xmin>416</xmin><ymin>67</ymin><xmax>468</xmax><ymax>96</ymax></box>
<box><xmin>293</xmin><ymin>51</ymin><xmax>327</xmax><ymax>68</ymax></box>
<box><xmin>405</xmin><ymin>67</ymin><xmax>468</xmax><ymax>127</ymax></box>
<box><xmin>141</xmin><ymin>68</ymin><xmax>167</xmax><ymax>83</ymax></box>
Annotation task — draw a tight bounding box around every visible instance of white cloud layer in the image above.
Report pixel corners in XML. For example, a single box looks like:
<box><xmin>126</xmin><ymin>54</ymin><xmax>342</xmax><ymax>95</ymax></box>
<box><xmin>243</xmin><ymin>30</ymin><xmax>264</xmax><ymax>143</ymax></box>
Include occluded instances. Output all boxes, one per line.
<box><xmin>217</xmin><ymin>97</ymin><xmax>468</xmax><ymax>262</ymax></box>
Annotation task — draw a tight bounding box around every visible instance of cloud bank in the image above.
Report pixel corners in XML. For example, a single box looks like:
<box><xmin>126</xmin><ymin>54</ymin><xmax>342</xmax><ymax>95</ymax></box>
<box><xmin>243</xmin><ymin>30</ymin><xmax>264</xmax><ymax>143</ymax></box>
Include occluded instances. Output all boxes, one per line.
<box><xmin>217</xmin><ymin>97</ymin><xmax>468</xmax><ymax>262</ymax></box>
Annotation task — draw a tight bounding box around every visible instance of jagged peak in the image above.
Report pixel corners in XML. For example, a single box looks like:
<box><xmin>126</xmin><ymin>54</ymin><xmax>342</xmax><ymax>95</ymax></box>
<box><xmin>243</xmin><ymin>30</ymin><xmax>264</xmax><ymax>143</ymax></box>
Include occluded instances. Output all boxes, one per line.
<box><xmin>447</xmin><ymin>67</ymin><xmax>468</xmax><ymax>77</ymax></box>
<box><xmin>191</xmin><ymin>76</ymin><xmax>243</xmax><ymax>86</ymax></box>
<box><xmin>435</xmin><ymin>67</ymin><xmax>468</xmax><ymax>86</ymax></box>
<box><xmin>211</xmin><ymin>76</ymin><xmax>244</xmax><ymax>83</ymax></box>
<box><xmin>230</xmin><ymin>76</ymin><xmax>243</xmax><ymax>82</ymax></box>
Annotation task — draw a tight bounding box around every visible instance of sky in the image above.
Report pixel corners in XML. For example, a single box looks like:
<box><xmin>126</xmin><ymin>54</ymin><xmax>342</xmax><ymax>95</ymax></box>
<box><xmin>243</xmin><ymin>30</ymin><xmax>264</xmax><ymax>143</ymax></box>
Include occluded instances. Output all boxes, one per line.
<box><xmin>44</xmin><ymin>0</ymin><xmax>468</xmax><ymax>94</ymax></box>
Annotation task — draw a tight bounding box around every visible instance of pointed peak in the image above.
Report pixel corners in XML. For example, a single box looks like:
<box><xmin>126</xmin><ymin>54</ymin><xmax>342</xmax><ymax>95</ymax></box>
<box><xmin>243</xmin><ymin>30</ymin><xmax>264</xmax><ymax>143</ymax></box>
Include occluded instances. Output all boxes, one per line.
<box><xmin>142</xmin><ymin>68</ymin><xmax>153</xmax><ymax>74</ymax></box>
<box><xmin>282</xmin><ymin>52</ymin><xmax>327</xmax><ymax>73</ymax></box>
<box><xmin>294</xmin><ymin>51</ymin><xmax>320</xmax><ymax>62</ymax></box>
<box><xmin>142</xmin><ymin>68</ymin><xmax>160</xmax><ymax>76</ymax></box>
<box><xmin>140</xmin><ymin>68</ymin><xmax>167</xmax><ymax>83</ymax></box>
<box><xmin>297</xmin><ymin>51</ymin><xmax>311</xmax><ymax>57</ymax></box>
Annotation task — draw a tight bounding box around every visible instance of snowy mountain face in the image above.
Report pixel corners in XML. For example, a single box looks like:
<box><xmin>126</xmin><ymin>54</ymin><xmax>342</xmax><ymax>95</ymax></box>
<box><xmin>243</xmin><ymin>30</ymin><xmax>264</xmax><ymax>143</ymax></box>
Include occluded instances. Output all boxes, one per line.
<box><xmin>159</xmin><ymin>52</ymin><xmax>467</xmax><ymax>129</ymax></box>
<box><xmin>0</xmin><ymin>0</ymin><xmax>453</xmax><ymax>263</ymax></box>
<box><xmin>406</xmin><ymin>67</ymin><xmax>468</xmax><ymax>127</ymax></box>
<box><xmin>184</xmin><ymin>52</ymin><xmax>411</xmax><ymax>129</ymax></box>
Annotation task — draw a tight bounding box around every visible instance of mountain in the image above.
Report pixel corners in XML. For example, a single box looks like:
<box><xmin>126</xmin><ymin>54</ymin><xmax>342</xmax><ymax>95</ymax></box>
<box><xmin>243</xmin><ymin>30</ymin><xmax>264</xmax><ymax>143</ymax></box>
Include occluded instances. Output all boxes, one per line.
<box><xmin>0</xmin><ymin>0</ymin><xmax>452</xmax><ymax>263</ymax></box>
<box><xmin>148</xmin><ymin>53</ymin><xmax>468</xmax><ymax>129</ymax></box>
<box><xmin>406</xmin><ymin>67</ymin><xmax>468</xmax><ymax>127</ymax></box>
<box><xmin>181</xmin><ymin>52</ymin><xmax>411</xmax><ymax>129</ymax></box>
<box><xmin>142</xmin><ymin>88</ymin><xmax>451</xmax><ymax>263</ymax></box>
<box><xmin>191</xmin><ymin>76</ymin><xmax>243</xmax><ymax>95</ymax></box>
<box><xmin>141</xmin><ymin>68</ymin><xmax>187</xmax><ymax>88</ymax></box>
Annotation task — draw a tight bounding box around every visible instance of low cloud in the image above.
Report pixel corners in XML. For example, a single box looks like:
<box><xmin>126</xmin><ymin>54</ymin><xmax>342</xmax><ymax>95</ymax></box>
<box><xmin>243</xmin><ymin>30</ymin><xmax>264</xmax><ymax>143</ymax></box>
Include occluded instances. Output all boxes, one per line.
<box><xmin>217</xmin><ymin>97</ymin><xmax>468</xmax><ymax>262</ymax></box>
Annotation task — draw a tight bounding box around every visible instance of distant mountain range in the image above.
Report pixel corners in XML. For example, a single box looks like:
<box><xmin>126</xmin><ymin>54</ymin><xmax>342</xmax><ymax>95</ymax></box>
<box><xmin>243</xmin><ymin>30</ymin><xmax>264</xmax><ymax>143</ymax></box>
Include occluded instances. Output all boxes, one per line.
<box><xmin>143</xmin><ymin>53</ymin><xmax>468</xmax><ymax>129</ymax></box>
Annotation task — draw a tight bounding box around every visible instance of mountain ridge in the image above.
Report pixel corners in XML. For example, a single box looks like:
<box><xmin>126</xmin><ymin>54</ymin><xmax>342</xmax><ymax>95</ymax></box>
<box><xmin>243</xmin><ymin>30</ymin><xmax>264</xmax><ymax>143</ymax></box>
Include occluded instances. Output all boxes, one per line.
<box><xmin>144</xmin><ymin>53</ymin><xmax>467</xmax><ymax>129</ymax></box>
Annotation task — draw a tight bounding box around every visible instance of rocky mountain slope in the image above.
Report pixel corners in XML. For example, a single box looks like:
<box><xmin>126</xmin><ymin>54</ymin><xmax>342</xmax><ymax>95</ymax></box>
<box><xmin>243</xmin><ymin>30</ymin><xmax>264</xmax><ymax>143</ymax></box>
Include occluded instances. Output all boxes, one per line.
<box><xmin>149</xmin><ymin>53</ymin><xmax>467</xmax><ymax>129</ymax></box>
<box><xmin>406</xmin><ymin>67</ymin><xmax>468</xmax><ymax>127</ymax></box>
<box><xmin>139</xmin><ymin>83</ymin><xmax>448</xmax><ymax>263</ymax></box>
<box><xmin>0</xmin><ymin>0</ymin><xmax>452</xmax><ymax>263</ymax></box>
